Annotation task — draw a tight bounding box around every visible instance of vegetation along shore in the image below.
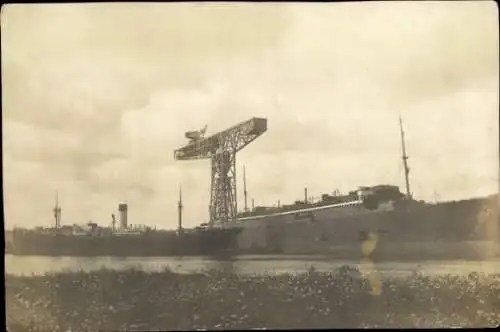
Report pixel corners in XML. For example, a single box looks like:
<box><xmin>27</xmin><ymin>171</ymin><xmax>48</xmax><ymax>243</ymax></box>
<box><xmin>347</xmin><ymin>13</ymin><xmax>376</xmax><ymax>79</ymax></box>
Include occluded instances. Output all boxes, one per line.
<box><xmin>6</xmin><ymin>266</ymin><xmax>500</xmax><ymax>331</ymax></box>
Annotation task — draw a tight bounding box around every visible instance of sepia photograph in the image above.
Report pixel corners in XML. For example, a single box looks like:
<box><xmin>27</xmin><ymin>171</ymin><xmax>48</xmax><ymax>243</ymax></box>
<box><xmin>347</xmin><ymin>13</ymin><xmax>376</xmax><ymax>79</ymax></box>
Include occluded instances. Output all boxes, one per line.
<box><xmin>3</xmin><ymin>1</ymin><xmax>500</xmax><ymax>330</ymax></box>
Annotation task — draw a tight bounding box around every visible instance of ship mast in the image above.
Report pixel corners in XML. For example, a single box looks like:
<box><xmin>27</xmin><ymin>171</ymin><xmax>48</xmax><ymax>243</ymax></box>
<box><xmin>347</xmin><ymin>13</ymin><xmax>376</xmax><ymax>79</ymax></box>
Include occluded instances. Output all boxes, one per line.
<box><xmin>399</xmin><ymin>114</ymin><xmax>412</xmax><ymax>199</ymax></box>
<box><xmin>243</xmin><ymin>165</ymin><xmax>248</xmax><ymax>213</ymax></box>
<box><xmin>53</xmin><ymin>191</ymin><xmax>61</xmax><ymax>231</ymax></box>
<box><xmin>111</xmin><ymin>214</ymin><xmax>117</xmax><ymax>232</ymax></box>
<box><xmin>178</xmin><ymin>186</ymin><xmax>183</xmax><ymax>234</ymax></box>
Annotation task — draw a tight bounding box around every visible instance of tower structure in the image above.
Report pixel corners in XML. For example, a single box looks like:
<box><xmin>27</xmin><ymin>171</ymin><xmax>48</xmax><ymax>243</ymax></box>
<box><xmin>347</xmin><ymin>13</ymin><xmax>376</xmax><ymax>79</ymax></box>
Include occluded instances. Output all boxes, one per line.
<box><xmin>174</xmin><ymin>117</ymin><xmax>267</xmax><ymax>225</ymax></box>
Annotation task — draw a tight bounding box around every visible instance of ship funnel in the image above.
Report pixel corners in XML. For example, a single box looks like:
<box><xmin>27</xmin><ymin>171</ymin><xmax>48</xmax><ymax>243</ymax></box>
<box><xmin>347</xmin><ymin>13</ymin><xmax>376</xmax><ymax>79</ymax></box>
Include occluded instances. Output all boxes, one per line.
<box><xmin>118</xmin><ymin>203</ymin><xmax>128</xmax><ymax>230</ymax></box>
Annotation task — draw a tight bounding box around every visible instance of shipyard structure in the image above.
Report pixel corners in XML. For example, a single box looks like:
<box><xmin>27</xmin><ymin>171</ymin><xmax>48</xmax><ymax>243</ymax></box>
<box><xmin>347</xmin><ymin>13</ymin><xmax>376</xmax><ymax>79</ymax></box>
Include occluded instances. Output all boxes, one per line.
<box><xmin>6</xmin><ymin>116</ymin><xmax>500</xmax><ymax>260</ymax></box>
<box><xmin>174</xmin><ymin>116</ymin><xmax>500</xmax><ymax>261</ymax></box>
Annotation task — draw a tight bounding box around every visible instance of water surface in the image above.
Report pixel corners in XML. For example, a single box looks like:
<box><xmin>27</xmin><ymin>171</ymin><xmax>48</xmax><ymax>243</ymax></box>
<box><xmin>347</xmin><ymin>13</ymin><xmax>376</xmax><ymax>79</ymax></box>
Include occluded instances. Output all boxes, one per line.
<box><xmin>5</xmin><ymin>254</ymin><xmax>500</xmax><ymax>277</ymax></box>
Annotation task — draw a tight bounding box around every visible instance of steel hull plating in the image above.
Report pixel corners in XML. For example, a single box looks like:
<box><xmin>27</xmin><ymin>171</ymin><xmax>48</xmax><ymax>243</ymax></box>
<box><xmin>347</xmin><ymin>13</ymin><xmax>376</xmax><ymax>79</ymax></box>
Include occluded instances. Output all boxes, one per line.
<box><xmin>233</xmin><ymin>195</ymin><xmax>500</xmax><ymax>261</ymax></box>
<box><xmin>6</xmin><ymin>228</ymin><xmax>243</xmax><ymax>257</ymax></box>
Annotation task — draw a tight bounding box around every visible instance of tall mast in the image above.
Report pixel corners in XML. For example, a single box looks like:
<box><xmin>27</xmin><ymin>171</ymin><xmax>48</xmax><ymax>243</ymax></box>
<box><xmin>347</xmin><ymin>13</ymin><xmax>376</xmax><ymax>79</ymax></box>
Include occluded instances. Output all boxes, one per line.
<box><xmin>53</xmin><ymin>191</ymin><xmax>61</xmax><ymax>231</ymax></box>
<box><xmin>399</xmin><ymin>114</ymin><xmax>412</xmax><ymax>199</ymax></box>
<box><xmin>243</xmin><ymin>165</ymin><xmax>248</xmax><ymax>213</ymax></box>
<box><xmin>178</xmin><ymin>185</ymin><xmax>183</xmax><ymax>233</ymax></box>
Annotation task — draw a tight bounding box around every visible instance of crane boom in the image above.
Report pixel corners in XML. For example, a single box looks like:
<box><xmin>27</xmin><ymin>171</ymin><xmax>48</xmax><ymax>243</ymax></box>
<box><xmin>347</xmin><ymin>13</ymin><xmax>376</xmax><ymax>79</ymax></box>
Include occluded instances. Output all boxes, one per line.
<box><xmin>174</xmin><ymin>117</ymin><xmax>267</xmax><ymax>160</ymax></box>
<box><xmin>174</xmin><ymin>117</ymin><xmax>267</xmax><ymax>225</ymax></box>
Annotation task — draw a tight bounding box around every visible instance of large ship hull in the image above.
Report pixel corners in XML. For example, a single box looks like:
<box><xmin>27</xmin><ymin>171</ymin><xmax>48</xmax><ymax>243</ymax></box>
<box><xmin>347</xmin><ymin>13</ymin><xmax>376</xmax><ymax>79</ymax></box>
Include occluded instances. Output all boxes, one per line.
<box><xmin>7</xmin><ymin>196</ymin><xmax>498</xmax><ymax>261</ymax></box>
<box><xmin>231</xmin><ymin>194</ymin><xmax>500</xmax><ymax>261</ymax></box>
<box><xmin>6</xmin><ymin>227</ymin><xmax>243</xmax><ymax>257</ymax></box>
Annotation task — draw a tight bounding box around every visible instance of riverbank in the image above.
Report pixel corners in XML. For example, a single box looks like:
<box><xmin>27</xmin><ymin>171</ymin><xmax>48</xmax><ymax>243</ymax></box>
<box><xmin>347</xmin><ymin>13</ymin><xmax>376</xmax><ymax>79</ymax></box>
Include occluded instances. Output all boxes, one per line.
<box><xmin>6</xmin><ymin>253</ymin><xmax>500</xmax><ymax>277</ymax></box>
<box><xmin>6</xmin><ymin>266</ymin><xmax>500</xmax><ymax>331</ymax></box>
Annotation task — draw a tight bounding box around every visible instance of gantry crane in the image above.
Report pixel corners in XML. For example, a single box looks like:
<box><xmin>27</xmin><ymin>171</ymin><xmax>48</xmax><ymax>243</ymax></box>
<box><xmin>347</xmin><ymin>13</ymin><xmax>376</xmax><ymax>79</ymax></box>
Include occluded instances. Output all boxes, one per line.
<box><xmin>174</xmin><ymin>117</ymin><xmax>267</xmax><ymax>226</ymax></box>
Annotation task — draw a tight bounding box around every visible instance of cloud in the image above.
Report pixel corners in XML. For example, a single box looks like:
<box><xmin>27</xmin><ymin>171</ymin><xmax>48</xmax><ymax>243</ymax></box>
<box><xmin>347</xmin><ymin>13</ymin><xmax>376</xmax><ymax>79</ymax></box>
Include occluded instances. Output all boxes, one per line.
<box><xmin>281</xmin><ymin>1</ymin><xmax>498</xmax><ymax>104</ymax></box>
<box><xmin>1</xmin><ymin>2</ymin><xmax>291</xmax><ymax>177</ymax></box>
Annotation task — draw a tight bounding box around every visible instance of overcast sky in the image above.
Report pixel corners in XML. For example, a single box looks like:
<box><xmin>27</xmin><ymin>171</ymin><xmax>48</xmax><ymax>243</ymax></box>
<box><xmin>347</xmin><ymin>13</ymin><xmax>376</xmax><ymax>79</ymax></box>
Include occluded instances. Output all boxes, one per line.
<box><xmin>2</xmin><ymin>2</ymin><xmax>498</xmax><ymax>230</ymax></box>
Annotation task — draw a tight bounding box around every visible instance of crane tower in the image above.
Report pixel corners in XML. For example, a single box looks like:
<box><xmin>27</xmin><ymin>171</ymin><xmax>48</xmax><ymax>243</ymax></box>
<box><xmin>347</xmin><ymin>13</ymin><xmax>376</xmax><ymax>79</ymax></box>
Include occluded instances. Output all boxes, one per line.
<box><xmin>174</xmin><ymin>117</ymin><xmax>267</xmax><ymax>225</ymax></box>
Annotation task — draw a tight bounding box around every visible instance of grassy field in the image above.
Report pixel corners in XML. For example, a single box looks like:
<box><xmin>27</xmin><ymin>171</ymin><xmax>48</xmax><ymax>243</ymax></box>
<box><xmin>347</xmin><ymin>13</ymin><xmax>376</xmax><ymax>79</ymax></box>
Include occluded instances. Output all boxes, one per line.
<box><xmin>5</xmin><ymin>265</ymin><xmax>500</xmax><ymax>331</ymax></box>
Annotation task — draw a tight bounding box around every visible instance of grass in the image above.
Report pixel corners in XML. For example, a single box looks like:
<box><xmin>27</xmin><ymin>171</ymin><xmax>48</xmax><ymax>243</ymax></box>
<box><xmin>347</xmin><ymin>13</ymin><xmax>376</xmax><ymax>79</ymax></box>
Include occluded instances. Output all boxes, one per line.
<box><xmin>5</xmin><ymin>265</ymin><xmax>500</xmax><ymax>331</ymax></box>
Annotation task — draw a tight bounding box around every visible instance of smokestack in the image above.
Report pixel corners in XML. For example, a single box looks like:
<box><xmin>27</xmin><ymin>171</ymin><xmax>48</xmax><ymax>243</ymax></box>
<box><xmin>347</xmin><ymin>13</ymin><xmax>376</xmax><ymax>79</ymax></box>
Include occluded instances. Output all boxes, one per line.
<box><xmin>252</xmin><ymin>198</ymin><xmax>255</xmax><ymax>211</ymax></box>
<box><xmin>304</xmin><ymin>187</ymin><xmax>308</xmax><ymax>204</ymax></box>
<box><xmin>118</xmin><ymin>203</ymin><xmax>128</xmax><ymax>230</ymax></box>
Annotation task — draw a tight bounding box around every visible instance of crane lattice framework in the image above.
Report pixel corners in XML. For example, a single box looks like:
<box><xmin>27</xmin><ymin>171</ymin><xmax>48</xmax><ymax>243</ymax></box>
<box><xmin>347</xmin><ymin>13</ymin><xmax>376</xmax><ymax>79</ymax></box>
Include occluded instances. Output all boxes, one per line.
<box><xmin>174</xmin><ymin>117</ymin><xmax>267</xmax><ymax>225</ymax></box>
